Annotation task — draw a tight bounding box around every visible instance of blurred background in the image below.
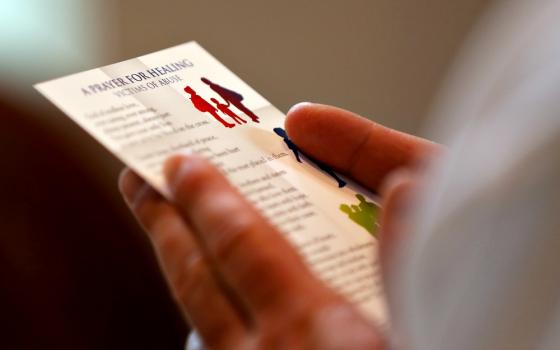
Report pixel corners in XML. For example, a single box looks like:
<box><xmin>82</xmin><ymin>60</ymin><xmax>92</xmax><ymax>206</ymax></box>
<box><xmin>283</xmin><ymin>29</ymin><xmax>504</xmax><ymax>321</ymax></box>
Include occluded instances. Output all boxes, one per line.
<box><xmin>0</xmin><ymin>0</ymin><xmax>490</xmax><ymax>348</ymax></box>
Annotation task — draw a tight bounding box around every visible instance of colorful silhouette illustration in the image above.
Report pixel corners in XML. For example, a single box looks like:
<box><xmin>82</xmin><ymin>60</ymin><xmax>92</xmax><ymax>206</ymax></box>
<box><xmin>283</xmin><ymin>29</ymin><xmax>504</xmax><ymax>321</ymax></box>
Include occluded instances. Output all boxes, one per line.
<box><xmin>314</xmin><ymin>159</ymin><xmax>347</xmax><ymax>188</ymax></box>
<box><xmin>274</xmin><ymin>127</ymin><xmax>346</xmax><ymax>188</ymax></box>
<box><xmin>201</xmin><ymin>77</ymin><xmax>260</xmax><ymax>123</ymax></box>
<box><xmin>274</xmin><ymin>127</ymin><xmax>302</xmax><ymax>162</ymax></box>
<box><xmin>184</xmin><ymin>86</ymin><xmax>235</xmax><ymax>128</ymax></box>
<box><xmin>340</xmin><ymin>194</ymin><xmax>380</xmax><ymax>237</ymax></box>
<box><xmin>210</xmin><ymin>98</ymin><xmax>246</xmax><ymax>125</ymax></box>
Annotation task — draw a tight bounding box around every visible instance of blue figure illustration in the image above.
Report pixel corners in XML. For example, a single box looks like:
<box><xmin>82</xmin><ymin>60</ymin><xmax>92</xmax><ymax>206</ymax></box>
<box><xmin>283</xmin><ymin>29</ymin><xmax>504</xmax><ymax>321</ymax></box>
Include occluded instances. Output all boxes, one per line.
<box><xmin>315</xmin><ymin>159</ymin><xmax>347</xmax><ymax>188</ymax></box>
<box><xmin>273</xmin><ymin>127</ymin><xmax>302</xmax><ymax>162</ymax></box>
<box><xmin>273</xmin><ymin>127</ymin><xmax>346</xmax><ymax>188</ymax></box>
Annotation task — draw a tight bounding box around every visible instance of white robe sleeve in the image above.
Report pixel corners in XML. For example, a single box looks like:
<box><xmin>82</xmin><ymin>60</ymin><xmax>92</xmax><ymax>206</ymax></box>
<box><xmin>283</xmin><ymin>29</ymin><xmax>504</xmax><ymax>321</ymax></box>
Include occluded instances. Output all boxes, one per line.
<box><xmin>390</xmin><ymin>1</ymin><xmax>560</xmax><ymax>349</ymax></box>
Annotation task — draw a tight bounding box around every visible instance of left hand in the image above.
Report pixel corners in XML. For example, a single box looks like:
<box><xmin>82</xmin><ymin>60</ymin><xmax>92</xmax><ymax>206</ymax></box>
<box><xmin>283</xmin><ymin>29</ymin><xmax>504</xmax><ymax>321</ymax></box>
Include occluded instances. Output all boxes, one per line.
<box><xmin>119</xmin><ymin>154</ymin><xmax>385</xmax><ymax>350</ymax></box>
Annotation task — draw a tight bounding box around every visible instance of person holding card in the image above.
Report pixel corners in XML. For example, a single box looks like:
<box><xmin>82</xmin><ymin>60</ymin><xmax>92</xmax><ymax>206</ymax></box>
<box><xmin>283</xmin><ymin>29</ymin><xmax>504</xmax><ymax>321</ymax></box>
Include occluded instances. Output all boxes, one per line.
<box><xmin>118</xmin><ymin>1</ymin><xmax>560</xmax><ymax>349</ymax></box>
<box><xmin>31</xmin><ymin>0</ymin><xmax>560</xmax><ymax>348</ymax></box>
<box><xmin>120</xmin><ymin>102</ymin><xmax>435</xmax><ymax>349</ymax></box>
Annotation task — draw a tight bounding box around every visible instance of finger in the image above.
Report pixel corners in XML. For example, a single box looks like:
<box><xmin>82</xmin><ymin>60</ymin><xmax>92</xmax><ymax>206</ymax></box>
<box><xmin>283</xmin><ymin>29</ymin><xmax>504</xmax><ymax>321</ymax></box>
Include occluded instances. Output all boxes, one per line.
<box><xmin>163</xmin><ymin>156</ymin><xmax>336</xmax><ymax>317</ymax></box>
<box><xmin>285</xmin><ymin>102</ymin><xmax>438</xmax><ymax>191</ymax></box>
<box><xmin>119</xmin><ymin>168</ymin><xmax>247</xmax><ymax>348</ymax></box>
<box><xmin>378</xmin><ymin>168</ymin><xmax>416</xmax><ymax>295</ymax></box>
<box><xmin>307</xmin><ymin>304</ymin><xmax>386</xmax><ymax>350</ymax></box>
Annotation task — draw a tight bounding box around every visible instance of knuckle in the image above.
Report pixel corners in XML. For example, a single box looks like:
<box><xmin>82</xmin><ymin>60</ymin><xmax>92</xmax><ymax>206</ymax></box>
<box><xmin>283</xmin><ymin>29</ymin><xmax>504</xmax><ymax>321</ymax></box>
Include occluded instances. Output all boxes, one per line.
<box><xmin>347</xmin><ymin>126</ymin><xmax>375</xmax><ymax>175</ymax></box>
<box><xmin>152</xmin><ymin>222</ymin><xmax>184</xmax><ymax>259</ymax></box>
<box><xmin>209</xmin><ymin>214</ymin><xmax>257</xmax><ymax>262</ymax></box>
<box><xmin>139</xmin><ymin>202</ymin><xmax>173</xmax><ymax>234</ymax></box>
<box><xmin>174</xmin><ymin>252</ymin><xmax>208</xmax><ymax>303</ymax></box>
<box><xmin>132</xmin><ymin>194</ymin><xmax>168</xmax><ymax>232</ymax></box>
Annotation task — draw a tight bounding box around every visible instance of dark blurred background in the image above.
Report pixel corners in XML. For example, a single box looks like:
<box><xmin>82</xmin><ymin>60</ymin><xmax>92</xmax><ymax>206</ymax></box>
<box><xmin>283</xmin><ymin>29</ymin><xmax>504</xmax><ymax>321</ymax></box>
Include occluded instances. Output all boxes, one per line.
<box><xmin>0</xmin><ymin>0</ymin><xmax>489</xmax><ymax>348</ymax></box>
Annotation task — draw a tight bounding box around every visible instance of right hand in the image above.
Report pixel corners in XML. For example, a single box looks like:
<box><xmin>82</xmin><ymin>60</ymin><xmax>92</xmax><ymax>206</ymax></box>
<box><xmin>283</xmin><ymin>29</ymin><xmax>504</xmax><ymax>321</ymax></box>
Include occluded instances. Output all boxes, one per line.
<box><xmin>285</xmin><ymin>102</ymin><xmax>441</xmax><ymax>277</ymax></box>
<box><xmin>118</xmin><ymin>102</ymin><xmax>440</xmax><ymax>350</ymax></box>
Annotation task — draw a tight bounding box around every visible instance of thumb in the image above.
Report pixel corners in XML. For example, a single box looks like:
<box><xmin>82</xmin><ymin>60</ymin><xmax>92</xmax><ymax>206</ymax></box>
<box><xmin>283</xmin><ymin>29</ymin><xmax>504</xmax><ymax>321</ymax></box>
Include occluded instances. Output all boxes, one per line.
<box><xmin>378</xmin><ymin>169</ymin><xmax>417</xmax><ymax>292</ymax></box>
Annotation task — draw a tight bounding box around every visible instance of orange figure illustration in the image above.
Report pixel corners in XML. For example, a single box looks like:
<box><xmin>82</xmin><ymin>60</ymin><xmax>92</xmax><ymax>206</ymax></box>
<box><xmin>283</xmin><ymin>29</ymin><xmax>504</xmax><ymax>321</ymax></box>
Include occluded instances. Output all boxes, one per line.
<box><xmin>210</xmin><ymin>98</ymin><xmax>247</xmax><ymax>125</ymax></box>
<box><xmin>184</xmin><ymin>86</ymin><xmax>235</xmax><ymax>128</ymax></box>
<box><xmin>201</xmin><ymin>77</ymin><xmax>260</xmax><ymax>123</ymax></box>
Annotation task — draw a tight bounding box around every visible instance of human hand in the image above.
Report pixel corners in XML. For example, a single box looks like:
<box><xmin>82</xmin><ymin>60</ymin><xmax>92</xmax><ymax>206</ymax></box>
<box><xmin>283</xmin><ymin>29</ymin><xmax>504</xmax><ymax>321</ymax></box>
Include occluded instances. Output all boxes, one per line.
<box><xmin>119</xmin><ymin>157</ymin><xmax>384</xmax><ymax>349</ymax></box>
<box><xmin>284</xmin><ymin>103</ymin><xmax>439</xmax><ymax>275</ymax></box>
<box><xmin>119</xmin><ymin>103</ymin><xmax>439</xmax><ymax>349</ymax></box>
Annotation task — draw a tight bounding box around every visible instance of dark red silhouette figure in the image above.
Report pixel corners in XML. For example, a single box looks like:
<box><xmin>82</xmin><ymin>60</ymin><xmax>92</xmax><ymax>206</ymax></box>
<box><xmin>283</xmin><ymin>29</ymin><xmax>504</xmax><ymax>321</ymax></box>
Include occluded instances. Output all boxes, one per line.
<box><xmin>210</xmin><ymin>98</ymin><xmax>246</xmax><ymax>125</ymax></box>
<box><xmin>201</xmin><ymin>77</ymin><xmax>260</xmax><ymax>123</ymax></box>
<box><xmin>184</xmin><ymin>86</ymin><xmax>235</xmax><ymax>128</ymax></box>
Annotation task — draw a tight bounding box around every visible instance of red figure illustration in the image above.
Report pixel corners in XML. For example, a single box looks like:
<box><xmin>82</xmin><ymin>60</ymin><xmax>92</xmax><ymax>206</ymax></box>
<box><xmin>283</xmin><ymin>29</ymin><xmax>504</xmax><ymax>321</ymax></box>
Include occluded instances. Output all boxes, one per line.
<box><xmin>210</xmin><ymin>98</ymin><xmax>247</xmax><ymax>125</ymax></box>
<box><xmin>201</xmin><ymin>77</ymin><xmax>260</xmax><ymax>123</ymax></box>
<box><xmin>184</xmin><ymin>86</ymin><xmax>235</xmax><ymax>128</ymax></box>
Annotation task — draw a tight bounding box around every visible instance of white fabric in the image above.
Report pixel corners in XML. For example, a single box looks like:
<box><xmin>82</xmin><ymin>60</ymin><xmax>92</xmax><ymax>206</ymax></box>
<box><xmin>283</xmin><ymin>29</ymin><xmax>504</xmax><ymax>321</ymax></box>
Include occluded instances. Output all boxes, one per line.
<box><xmin>186</xmin><ymin>330</ymin><xmax>205</xmax><ymax>350</ymax></box>
<box><xmin>391</xmin><ymin>0</ymin><xmax>560</xmax><ymax>349</ymax></box>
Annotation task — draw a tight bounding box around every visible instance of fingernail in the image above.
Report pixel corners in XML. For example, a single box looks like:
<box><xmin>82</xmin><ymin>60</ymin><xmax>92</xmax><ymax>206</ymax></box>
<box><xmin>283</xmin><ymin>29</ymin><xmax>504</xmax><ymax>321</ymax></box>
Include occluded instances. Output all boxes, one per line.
<box><xmin>287</xmin><ymin>101</ymin><xmax>313</xmax><ymax>115</ymax></box>
<box><xmin>118</xmin><ymin>168</ymin><xmax>144</xmax><ymax>203</ymax></box>
<box><xmin>118</xmin><ymin>169</ymin><xmax>130</xmax><ymax>194</ymax></box>
<box><xmin>163</xmin><ymin>153</ymin><xmax>199</xmax><ymax>197</ymax></box>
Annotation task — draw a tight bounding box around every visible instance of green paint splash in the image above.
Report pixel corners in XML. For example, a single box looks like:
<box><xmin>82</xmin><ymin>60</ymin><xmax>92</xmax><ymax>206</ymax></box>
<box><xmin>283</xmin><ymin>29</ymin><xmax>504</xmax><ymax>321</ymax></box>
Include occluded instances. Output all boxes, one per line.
<box><xmin>340</xmin><ymin>194</ymin><xmax>380</xmax><ymax>237</ymax></box>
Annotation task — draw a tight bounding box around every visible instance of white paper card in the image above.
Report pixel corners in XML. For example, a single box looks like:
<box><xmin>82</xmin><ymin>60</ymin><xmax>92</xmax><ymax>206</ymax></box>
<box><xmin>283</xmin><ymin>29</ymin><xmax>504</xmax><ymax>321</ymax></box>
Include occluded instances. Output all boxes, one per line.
<box><xmin>35</xmin><ymin>42</ymin><xmax>386</xmax><ymax>325</ymax></box>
